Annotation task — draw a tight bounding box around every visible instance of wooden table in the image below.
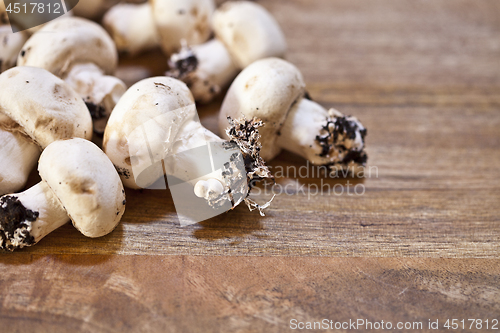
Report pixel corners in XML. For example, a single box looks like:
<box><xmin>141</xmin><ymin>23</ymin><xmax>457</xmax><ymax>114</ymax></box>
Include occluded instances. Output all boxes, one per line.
<box><xmin>1</xmin><ymin>0</ymin><xmax>499</xmax><ymax>331</ymax></box>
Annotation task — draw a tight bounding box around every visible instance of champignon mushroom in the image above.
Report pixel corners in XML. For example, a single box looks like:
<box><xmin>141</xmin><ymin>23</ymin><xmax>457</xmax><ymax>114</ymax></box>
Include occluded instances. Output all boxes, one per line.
<box><xmin>0</xmin><ymin>66</ymin><xmax>92</xmax><ymax>195</ymax></box>
<box><xmin>0</xmin><ymin>138</ymin><xmax>126</xmax><ymax>251</ymax></box>
<box><xmin>167</xmin><ymin>1</ymin><xmax>287</xmax><ymax>103</ymax></box>
<box><xmin>17</xmin><ymin>17</ymin><xmax>127</xmax><ymax>134</ymax></box>
<box><xmin>0</xmin><ymin>8</ymin><xmax>75</xmax><ymax>74</ymax></box>
<box><xmin>103</xmin><ymin>0</ymin><xmax>214</xmax><ymax>56</ymax></box>
<box><xmin>0</xmin><ymin>26</ymin><xmax>28</xmax><ymax>73</ymax></box>
<box><xmin>103</xmin><ymin>76</ymin><xmax>273</xmax><ymax>217</ymax></box>
<box><xmin>218</xmin><ymin>58</ymin><xmax>368</xmax><ymax>175</ymax></box>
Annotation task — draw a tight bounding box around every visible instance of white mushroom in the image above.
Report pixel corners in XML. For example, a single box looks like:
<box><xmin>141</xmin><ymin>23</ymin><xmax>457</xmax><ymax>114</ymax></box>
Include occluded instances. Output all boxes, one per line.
<box><xmin>0</xmin><ymin>26</ymin><xmax>28</xmax><ymax>73</ymax></box>
<box><xmin>102</xmin><ymin>2</ymin><xmax>159</xmax><ymax>55</ymax></box>
<box><xmin>0</xmin><ymin>7</ymin><xmax>74</xmax><ymax>74</ymax></box>
<box><xmin>23</xmin><ymin>10</ymin><xmax>74</xmax><ymax>35</ymax></box>
<box><xmin>0</xmin><ymin>5</ymin><xmax>82</xmax><ymax>79</ymax></box>
<box><xmin>17</xmin><ymin>17</ymin><xmax>127</xmax><ymax>134</ymax></box>
<box><xmin>219</xmin><ymin>58</ymin><xmax>368</xmax><ymax>175</ymax></box>
<box><xmin>167</xmin><ymin>1</ymin><xmax>287</xmax><ymax>103</ymax></box>
<box><xmin>167</xmin><ymin>39</ymin><xmax>238</xmax><ymax>104</ymax></box>
<box><xmin>103</xmin><ymin>0</ymin><xmax>214</xmax><ymax>56</ymax></box>
<box><xmin>0</xmin><ymin>66</ymin><xmax>92</xmax><ymax>195</ymax></box>
<box><xmin>103</xmin><ymin>76</ymin><xmax>273</xmax><ymax>217</ymax></box>
<box><xmin>0</xmin><ymin>138</ymin><xmax>126</xmax><ymax>251</ymax></box>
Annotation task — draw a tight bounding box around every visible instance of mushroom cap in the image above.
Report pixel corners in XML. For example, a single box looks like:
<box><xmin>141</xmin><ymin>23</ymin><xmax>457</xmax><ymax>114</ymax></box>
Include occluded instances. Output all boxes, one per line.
<box><xmin>0</xmin><ymin>26</ymin><xmax>28</xmax><ymax>73</ymax></box>
<box><xmin>0</xmin><ymin>121</ymin><xmax>40</xmax><ymax>195</ymax></box>
<box><xmin>218</xmin><ymin>58</ymin><xmax>305</xmax><ymax>160</ymax></box>
<box><xmin>17</xmin><ymin>17</ymin><xmax>118</xmax><ymax>78</ymax></box>
<box><xmin>151</xmin><ymin>0</ymin><xmax>215</xmax><ymax>55</ymax></box>
<box><xmin>0</xmin><ymin>66</ymin><xmax>93</xmax><ymax>148</ymax></box>
<box><xmin>38</xmin><ymin>138</ymin><xmax>125</xmax><ymax>238</ymax></box>
<box><xmin>103</xmin><ymin>76</ymin><xmax>197</xmax><ymax>189</ymax></box>
<box><xmin>102</xmin><ymin>2</ymin><xmax>159</xmax><ymax>55</ymax></box>
<box><xmin>212</xmin><ymin>1</ymin><xmax>287</xmax><ymax>69</ymax></box>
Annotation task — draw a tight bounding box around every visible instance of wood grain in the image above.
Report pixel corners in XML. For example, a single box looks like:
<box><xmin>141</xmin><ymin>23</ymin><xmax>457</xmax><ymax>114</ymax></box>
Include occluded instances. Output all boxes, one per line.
<box><xmin>0</xmin><ymin>255</ymin><xmax>499</xmax><ymax>333</ymax></box>
<box><xmin>1</xmin><ymin>0</ymin><xmax>500</xmax><ymax>331</ymax></box>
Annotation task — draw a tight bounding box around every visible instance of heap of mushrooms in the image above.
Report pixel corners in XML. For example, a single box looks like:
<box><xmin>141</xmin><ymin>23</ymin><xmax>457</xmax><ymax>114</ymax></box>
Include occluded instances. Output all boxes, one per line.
<box><xmin>0</xmin><ymin>0</ymin><xmax>370</xmax><ymax>250</ymax></box>
<box><xmin>167</xmin><ymin>1</ymin><xmax>287</xmax><ymax>103</ymax></box>
<box><xmin>219</xmin><ymin>58</ymin><xmax>368</xmax><ymax>174</ymax></box>
<box><xmin>0</xmin><ymin>138</ymin><xmax>125</xmax><ymax>251</ymax></box>
<box><xmin>103</xmin><ymin>0</ymin><xmax>215</xmax><ymax>56</ymax></box>
<box><xmin>0</xmin><ymin>66</ymin><xmax>92</xmax><ymax>195</ymax></box>
<box><xmin>17</xmin><ymin>17</ymin><xmax>126</xmax><ymax>134</ymax></box>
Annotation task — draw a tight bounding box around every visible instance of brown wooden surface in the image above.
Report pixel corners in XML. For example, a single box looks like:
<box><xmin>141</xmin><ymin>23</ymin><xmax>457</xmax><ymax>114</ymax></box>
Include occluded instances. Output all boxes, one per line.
<box><xmin>1</xmin><ymin>0</ymin><xmax>500</xmax><ymax>331</ymax></box>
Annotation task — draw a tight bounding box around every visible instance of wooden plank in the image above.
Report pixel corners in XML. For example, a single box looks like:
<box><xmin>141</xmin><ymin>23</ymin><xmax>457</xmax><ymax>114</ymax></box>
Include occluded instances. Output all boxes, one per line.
<box><xmin>0</xmin><ymin>255</ymin><xmax>499</xmax><ymax>333</ymax></box>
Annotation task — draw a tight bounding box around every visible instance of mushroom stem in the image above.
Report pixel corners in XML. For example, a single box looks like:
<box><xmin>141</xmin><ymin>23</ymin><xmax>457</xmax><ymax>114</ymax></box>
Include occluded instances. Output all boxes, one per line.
<box><xmin>164</xmin><ymin>118</ymin><xmax>227</xmax><ymax>183</ymax></box>
<box><xmin>0</xmin><ymin>128</ymin><xmax>40</xmax><ymax>195</ymax></box>
<box><xmin>167</xmin><ymin>120</ymin><xmax>240</xmax><ymax>201</ymax></box>
<box><xmin>103</xmin><ymin>3</ymin><xmax>159</xmax><ymax>55</ymax></box>
<box><xmin>277</xmin><ymin>98</ymin><xmax>367</xmax><ymax>173</ymax></box>
<box><xmin>64</xmin><ymin>63</ymin><xmax>127</xmax><ymax>134</ymax></box>
<box><xmin>0</xmin><ymin>181</ymin><xmax>68</xmax><ymax>251</ymax></box>
<box><xmin>167</xmin><ymin>1</ymin><xmax>287</xmax><ymax>103</ymax></box>
<box><xmin>167</xmin><ymin>40</ymin><xmax>239</xmax><ymax>103</ymax></box>
<box><xmin>194</xmin><ymin>179</ymin><xmax>225</xmax><ymax>201</ymax></box>
<box><xmin>188</xmin><ymin>117</ymin><xmax>273</xmax><ymax>211</ymax></box>
<box><xmin>165</xmin><ymin>118</ymin><xmax>275</xmax><ymax>211</ymax></box>
<box><xmin>118</xmin><ymin>115</ymin><xmax>229</xmax><ymax>191</ymax></box>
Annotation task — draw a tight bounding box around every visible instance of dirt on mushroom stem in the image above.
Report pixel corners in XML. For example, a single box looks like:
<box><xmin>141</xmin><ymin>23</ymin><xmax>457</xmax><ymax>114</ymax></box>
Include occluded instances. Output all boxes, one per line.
<box><xmin>315</xmin><ymin>111</ymin><xmax>368</xmax><ymax>175</ymax></box>
<box><xmin>166</xmin><ymin>44</ymin><xmax>199</xmax><ymax>79</ymax></box>
<box><xmin>0</xmin><ymin>195</ymin><xmax>38</xmax><ymax>251</ymax></box>
<box><xmin>206</xmin><ymin>116</ymin><xmax>275</xmax><ymax>215</ymax></box>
